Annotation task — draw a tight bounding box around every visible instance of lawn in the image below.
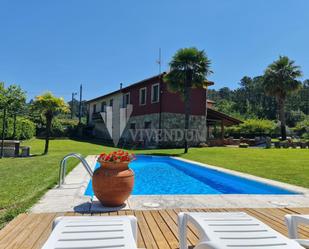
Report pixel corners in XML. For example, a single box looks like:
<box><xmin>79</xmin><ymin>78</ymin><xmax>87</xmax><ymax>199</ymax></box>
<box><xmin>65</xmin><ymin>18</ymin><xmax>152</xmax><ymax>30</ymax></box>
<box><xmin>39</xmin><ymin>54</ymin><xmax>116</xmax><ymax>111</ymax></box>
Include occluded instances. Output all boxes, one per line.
<box><xmin>0</xmin><ymin>138</ymin><xmax>308</xmax><ymax>229</ymax></box>
<box><xmin>0</xmin><ymin>138</ymin><xmax>112</xmax><ymax>229</ymax></box>
<box><xmin>142</xmin><ymin>147</ymin><xmax>309</xmax><ymax>189</ymax></box>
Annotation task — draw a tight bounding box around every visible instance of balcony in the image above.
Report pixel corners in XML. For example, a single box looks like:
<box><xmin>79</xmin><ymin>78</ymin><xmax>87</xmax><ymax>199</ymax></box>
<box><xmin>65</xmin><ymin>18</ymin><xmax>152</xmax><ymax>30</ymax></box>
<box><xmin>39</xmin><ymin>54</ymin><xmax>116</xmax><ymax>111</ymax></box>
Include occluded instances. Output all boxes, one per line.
<box><xmin>92</xmin><ymin>112</ymin><xmax>102</xmax><ymax>120</ymax></box>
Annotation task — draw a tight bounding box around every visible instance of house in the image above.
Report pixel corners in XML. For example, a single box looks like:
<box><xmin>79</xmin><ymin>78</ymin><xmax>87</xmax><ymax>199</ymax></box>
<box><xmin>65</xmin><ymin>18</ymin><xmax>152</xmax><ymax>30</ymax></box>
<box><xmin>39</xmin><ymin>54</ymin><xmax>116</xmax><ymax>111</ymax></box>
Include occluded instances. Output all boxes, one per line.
<box><xmin>86</xmin><ymin>73</ymin><xmax>241</xmax><ymax>148</ymax></box>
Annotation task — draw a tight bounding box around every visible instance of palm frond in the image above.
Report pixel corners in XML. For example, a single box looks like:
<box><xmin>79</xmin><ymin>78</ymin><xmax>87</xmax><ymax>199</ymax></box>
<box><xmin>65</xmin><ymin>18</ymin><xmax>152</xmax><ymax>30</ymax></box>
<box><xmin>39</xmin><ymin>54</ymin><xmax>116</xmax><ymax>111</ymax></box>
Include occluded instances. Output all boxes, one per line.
<box><xmin>163</xmin><ymin>47</ymin><xmax>212</xmax><ymax>98</ymax></box>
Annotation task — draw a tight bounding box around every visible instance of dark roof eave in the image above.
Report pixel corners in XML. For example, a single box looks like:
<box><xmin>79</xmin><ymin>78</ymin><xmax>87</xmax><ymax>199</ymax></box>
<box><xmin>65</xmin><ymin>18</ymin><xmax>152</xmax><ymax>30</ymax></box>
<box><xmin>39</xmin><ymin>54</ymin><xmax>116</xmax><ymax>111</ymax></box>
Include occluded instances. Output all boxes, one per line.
<box><xmin>86</xmin><ymin>72</ymin><xmax>167</xmax><ymax>104</ymax></box>
<box><xmin>207</xmin><ymin>108</ymin><xmax>243</xmax><ymax>126</ymax></box>
<box><xmin>86</xmin><ymin>89</ymin><xmax>121</xmax><ymax>104</ymax></box>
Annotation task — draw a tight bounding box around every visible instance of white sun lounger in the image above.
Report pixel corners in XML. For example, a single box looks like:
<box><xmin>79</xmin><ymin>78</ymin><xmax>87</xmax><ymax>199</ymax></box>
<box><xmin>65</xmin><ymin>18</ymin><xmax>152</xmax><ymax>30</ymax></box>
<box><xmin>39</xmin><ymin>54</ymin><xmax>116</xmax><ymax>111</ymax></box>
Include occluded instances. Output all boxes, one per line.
<box><xmin>285</xmin><ymin>214</ymin><xmax>309</xmax><ymax>248</ymax></box>
<box><xmin>178</xmin><ymin>212</ymin><xmax>304</xmax><ymax>249</ymax></box>
<box><xmin>41</xmin><ymin>216</ymin><xmax>138</xmax><ymax>249</ymax></box>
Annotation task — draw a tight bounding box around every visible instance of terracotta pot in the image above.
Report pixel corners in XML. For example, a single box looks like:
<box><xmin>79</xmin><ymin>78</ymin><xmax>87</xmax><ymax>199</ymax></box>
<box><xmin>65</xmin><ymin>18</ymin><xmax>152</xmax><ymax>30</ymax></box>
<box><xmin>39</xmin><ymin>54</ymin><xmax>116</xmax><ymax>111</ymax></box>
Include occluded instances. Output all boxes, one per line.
<box><xmin>92</xmin><ymin>161</ymin><xmax>134</xmax><ymax>207</ymax></box>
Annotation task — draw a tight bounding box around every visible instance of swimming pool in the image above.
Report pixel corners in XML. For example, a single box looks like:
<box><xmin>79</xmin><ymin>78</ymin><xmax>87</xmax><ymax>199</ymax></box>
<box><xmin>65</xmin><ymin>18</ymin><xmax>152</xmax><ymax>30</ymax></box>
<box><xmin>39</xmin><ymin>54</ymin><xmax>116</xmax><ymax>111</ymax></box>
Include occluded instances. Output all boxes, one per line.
<box><xmin>84</xmin><ymin>155</ymin><xmax>297</xmax><ymax>196</ymax></box>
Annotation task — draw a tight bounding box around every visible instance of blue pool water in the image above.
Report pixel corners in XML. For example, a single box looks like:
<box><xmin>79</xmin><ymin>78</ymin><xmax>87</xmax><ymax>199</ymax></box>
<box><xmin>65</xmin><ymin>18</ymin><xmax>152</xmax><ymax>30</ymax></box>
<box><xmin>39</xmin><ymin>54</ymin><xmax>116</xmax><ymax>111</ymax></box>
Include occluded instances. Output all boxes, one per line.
<box><xmin>84</xmin><ymin>155</ymin><xmax>298</xmax><ymax>196</ymax></box>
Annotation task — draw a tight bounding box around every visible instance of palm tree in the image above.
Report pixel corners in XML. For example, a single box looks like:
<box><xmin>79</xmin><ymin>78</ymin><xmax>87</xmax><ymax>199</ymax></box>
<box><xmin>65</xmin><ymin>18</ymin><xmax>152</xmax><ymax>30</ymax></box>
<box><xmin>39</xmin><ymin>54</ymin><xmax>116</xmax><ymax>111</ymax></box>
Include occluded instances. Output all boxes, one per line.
<box><xmin>263</xmin><ymin>56</ymin><xmax>302</xmax><ymax>140</ymax></box>
<box><xmin>164</xmin><ymin>47</ymin><xmax>212</xmax><ymax>153</ymax></box>
<box><xmin>31</xmin><ymin>92</ymin><xmax>69</xmax><ymax>154</ymax></box>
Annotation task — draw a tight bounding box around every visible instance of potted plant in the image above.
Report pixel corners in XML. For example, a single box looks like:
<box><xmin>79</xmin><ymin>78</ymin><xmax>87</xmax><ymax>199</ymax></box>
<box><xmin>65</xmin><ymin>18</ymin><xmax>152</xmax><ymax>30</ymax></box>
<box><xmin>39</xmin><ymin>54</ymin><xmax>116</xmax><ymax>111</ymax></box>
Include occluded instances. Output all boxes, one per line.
<box><xmin>92</xmin><ymin>150</ymin><xmax>135</xmax><ymax>207</ymax></box>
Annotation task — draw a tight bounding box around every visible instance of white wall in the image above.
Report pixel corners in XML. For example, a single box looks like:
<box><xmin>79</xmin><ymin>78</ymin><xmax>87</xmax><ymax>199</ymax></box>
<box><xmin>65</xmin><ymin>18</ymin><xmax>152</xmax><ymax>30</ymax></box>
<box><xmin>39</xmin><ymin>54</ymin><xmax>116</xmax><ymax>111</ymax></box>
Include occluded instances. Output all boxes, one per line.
<box><xmin>88</xmin><ymin>92</ymin><xmax>124</xmax><ymax>145</ymax></box>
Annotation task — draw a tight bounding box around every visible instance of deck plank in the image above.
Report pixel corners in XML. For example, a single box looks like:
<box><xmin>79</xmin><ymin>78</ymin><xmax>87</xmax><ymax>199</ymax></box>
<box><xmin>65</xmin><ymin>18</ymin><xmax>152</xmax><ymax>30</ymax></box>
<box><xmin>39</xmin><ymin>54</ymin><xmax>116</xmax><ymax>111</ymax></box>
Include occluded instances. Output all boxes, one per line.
<box><xmin>31</xmin><ymin>213</ymin><xmax>64</xmax><ymax>249</ymax></box>
<box><xmin>0</xmin><ymin>214</ymin><xmax>42</xmax><ymax>249</ymax></box>
<box><xmin>4</xmin><ymin>213</ymin><xmax>47</xmax><ymax>249</ymax></box>
<box><xmin>151</xmin><ymin>210</ymin><xmax>179</xmax><ymax>249</ymax></box>
<box><xmin>0</xmin><ymin>207</ymin><xmax>308</xmax><ymax>249</ymax></box>
<box><xmin>23</xmin><ymin>213</ymin><xmax>57</xmax><ymax>249</ymax></box>
<box><xmin>0</xmin><ymin>213</ymin><xmax>28</xmax><ymax>241</ymax></box>
<box><xmin>142</xmin><ymin>211</ymin><xmax>171</xmax><ymax>248</ymax></box>
<box><xmin>134</xmin><ymin>210</ymin><xmax>159</xmax><ymax>249</ymax></box>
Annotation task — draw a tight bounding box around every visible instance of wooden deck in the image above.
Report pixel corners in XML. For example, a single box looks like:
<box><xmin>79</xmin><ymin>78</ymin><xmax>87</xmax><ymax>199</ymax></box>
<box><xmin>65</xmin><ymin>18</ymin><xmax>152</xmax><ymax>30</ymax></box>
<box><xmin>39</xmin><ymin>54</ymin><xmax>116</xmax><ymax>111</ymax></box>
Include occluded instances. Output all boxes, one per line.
<box><xmin>0</xmin><ymin>208</ymin><xmax>308</xmax><ymax>249</ymax></box>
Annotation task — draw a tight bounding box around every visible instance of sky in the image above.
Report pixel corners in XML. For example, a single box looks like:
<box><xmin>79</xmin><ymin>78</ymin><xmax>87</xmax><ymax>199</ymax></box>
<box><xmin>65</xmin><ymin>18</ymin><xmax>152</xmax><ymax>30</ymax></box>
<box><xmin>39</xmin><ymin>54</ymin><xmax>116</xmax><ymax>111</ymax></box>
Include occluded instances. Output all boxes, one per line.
<box><xmin>0</xmin><ymin>0</ymin><xmax>309</xmax><ymax>101</ymax></box>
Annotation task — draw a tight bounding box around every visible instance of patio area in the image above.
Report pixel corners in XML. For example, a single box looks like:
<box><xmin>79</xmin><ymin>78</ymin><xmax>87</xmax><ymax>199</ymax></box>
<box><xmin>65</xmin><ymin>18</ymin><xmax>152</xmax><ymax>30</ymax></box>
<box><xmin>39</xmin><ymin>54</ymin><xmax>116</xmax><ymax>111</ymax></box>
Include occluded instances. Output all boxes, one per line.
<box><xmin>1</xmin><ymin>207</ymin><xmax>309</xmax><ymax>249</ymax></box>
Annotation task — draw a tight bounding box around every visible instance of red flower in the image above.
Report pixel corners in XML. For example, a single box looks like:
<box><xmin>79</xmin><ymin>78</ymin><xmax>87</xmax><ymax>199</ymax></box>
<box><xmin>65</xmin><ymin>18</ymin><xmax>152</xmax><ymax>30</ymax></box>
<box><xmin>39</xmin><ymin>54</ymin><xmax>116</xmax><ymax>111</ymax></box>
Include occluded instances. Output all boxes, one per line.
<box><xmin>97</xmin><ymin>150</ymin><xmax>135</xmax><ymax>164</ymax></box>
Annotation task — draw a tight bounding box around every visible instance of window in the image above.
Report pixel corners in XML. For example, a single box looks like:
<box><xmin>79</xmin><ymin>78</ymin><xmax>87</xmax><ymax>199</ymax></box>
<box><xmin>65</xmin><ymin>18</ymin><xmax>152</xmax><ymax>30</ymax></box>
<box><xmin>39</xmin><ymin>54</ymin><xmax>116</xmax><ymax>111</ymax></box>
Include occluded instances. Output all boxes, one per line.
<box><xmin>101</xmin><ymin>101</ymin><xmax>106</xmax><ymax>112</ymax></box>
<box><xmin>139</xmin><ymin>87</ymin><xmax>147</xmax><ymax>105</ymax></box>
<box><xmin>144</xmin><ymin>121</ymin><xmax>151</xmax><ymax>129</ymax></box>
<box><xmin>151</xmin><ymin>83</ymin><xmax>160</xmax><ymax>103</ymax></box>
<box><xmin>93</xmin><ymin>104</ymin><xmax>97</xmax><ymax>113</ymax></box>
<box><xmin>123</xmin><ymin>93</ymin><xmax>130</xmax><ymax>107</ymax></box>
<box><xmin>130</xmin><ymin>123</ymin><xmax>136</xmax><ymax>130</ymax></box>
<box><xmin>109</xmin><ymin>99</ymin><xmax>113</xmax><ymax>107</ymax></box>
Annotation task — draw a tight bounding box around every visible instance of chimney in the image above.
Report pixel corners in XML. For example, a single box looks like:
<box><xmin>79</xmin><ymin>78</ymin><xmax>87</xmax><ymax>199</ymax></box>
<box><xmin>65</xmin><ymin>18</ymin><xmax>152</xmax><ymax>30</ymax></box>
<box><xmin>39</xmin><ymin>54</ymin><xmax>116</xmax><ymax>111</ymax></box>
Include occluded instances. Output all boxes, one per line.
<box><xmin>120</xmin><ymin>83</ymin><xmax>123</xmax><ymax>89</ymax></box>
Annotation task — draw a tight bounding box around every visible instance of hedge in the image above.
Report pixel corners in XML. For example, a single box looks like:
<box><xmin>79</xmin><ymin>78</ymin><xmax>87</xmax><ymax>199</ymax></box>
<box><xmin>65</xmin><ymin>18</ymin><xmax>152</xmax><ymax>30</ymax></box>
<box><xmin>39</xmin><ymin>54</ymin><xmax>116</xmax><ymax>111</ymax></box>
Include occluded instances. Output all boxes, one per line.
<box><xmin>226</xmin><ymin>119</ymin><xmax>276</xmax><ymax>138</ymax></box>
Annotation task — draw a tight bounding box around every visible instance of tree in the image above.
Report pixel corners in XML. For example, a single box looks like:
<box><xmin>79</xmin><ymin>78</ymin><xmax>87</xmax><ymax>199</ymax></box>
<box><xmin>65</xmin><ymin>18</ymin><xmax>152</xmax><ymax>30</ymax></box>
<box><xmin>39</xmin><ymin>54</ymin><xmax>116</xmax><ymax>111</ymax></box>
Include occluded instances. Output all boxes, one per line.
<box><xmin>5</xmin><ymin>85</ymin><xmax>27</xmax><ymax>138</ymax></box>
<box><xmin>0</xmin><ymin>83</ymin><xmax>26</xmax><ymax>158</ymax></box>
<box><xmin>31</xmin><ymin>92</ymin><xmax>69</xmax><ymax>154</ymax></box>
<box><xmin>164</xmin><ymin>47</ymin><xmax>212</xmax><ymax>153</ymax></box>
<box><xmin>262</xmin><ymin>56</ymin><xmax>302</xmax><ymax>140</ymax></box>
<box><xmin>297</xmin><ymin>80</ymin><xmax>309</xmax><ymax>115</ymax></box>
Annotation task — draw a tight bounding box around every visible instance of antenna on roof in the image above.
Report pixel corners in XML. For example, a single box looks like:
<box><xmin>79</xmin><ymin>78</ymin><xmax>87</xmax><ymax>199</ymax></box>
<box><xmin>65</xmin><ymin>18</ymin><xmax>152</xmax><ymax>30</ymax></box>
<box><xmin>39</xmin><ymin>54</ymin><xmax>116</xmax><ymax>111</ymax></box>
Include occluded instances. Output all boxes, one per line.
<box><xmin>156</xmin><ymin>48</ymin><xmax>161</xmax><ymax>75</ymax></box>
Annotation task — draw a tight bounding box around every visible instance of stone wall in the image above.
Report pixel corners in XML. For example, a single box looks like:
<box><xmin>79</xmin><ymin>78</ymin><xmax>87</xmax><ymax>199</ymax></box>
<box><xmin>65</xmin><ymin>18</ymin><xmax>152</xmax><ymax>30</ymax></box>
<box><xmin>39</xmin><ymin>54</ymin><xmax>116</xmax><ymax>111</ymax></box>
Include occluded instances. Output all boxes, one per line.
<box><xmin>119</xmin><ymin>112</ymin><xmax>207</xmax><ymax>148</ymax></box>
<box><xmin>119</xmin><ymin>113</ymin><xmax>160</xmax><ymax>148</ymax></box>
<box><xmin>160</xmin><ymin>112</ymin><xmax>207</xmax><ymax>147</ymax></box>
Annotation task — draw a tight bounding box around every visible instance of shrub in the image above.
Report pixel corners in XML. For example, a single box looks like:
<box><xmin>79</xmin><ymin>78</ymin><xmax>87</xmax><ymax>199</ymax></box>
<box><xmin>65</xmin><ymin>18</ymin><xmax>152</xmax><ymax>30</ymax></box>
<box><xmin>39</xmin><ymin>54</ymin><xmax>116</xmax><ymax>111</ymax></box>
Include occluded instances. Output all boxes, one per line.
<box><xmin>51</xmin><ymin>118</ymin><xmax>79</xmax><ymax>137</ymax></box>
<box><xmin>281</xmin><ymin>140</ymin><xmax>290</xmax><ymax>148</ymax></box>
<box><xmin>226</xmin><ymin>119</ymin><xmax>276</xmax><ymax>138</ymax></box>
<box><xmin>0</xmin><ymin>116</ymin><xmax>35</xmax><ymax>140</ymax></box>
<box><xmin>35</xmin><ymin>118</ymin><xmax>80</xmax><ymax>137</ymax></box>
<box><xmin>15</xmin><ymin>117</ymin><xmax>36</xmax><ymax>139</ymax></box>
<box><xmin>294</xmin><ymin>117</ymin><xmax>309</xmax><ymax>137</ymax></box>
<box><xmin>286</xmin><ymin>110</ymin><xmax>306</xmax><ymax>127</ymax></box>
<box><xmin>301</xmin><ymin>132</ymin><xmax>309</xmax><ymax>140</ymax></box>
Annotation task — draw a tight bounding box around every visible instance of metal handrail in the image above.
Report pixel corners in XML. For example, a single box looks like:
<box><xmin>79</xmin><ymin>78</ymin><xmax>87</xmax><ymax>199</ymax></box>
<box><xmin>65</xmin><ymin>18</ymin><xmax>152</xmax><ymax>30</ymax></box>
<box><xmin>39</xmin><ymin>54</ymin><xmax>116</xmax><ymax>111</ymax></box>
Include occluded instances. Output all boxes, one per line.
<box><xmin>58</xmin><ymin>153</ymin><xmax>93</xmax><ymax>188</ymax></box>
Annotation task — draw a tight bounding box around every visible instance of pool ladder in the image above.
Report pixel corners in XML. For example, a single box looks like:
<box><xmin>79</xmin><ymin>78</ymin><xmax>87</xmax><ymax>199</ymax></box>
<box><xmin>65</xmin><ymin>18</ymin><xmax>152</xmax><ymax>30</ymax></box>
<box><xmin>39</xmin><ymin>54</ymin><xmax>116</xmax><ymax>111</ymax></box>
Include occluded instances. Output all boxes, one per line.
<box><xmin>58</xmin><ymin>153</ymin><xmax>93</xmax><ymax>188</ymax></box>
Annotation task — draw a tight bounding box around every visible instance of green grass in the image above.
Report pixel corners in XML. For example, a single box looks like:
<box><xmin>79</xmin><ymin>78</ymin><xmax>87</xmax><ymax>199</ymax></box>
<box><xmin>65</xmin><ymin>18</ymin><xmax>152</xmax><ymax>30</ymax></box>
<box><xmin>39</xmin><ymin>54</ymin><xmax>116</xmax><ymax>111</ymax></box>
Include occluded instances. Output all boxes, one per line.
<box><xmin>181</xmin><ymin>148</ymin><xmax>308</xmax><ymax>188</ymax></box>
<box><xmin>0</xmin><ymin>138</ymin><xmax>308</xmax><ymax>229</ymax></box>
<box><xmin>140</xmin><ymin>147</ymin><xmax>309</xmax><ymax>188</ymax></box>
<box><xmin>0</xmin><ymin>138</ymin><xmax>113</xmax><ymax>228</ymax></box>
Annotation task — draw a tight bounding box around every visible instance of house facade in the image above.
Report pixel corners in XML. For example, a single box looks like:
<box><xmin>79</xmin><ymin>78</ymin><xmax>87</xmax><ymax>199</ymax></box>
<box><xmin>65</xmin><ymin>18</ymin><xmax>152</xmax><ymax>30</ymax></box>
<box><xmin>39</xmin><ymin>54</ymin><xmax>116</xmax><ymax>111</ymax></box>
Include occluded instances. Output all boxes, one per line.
<box><xmin>87</xmin><ymin>73</ymin><xmax>241</xmax><ymax>148</ymax></box>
